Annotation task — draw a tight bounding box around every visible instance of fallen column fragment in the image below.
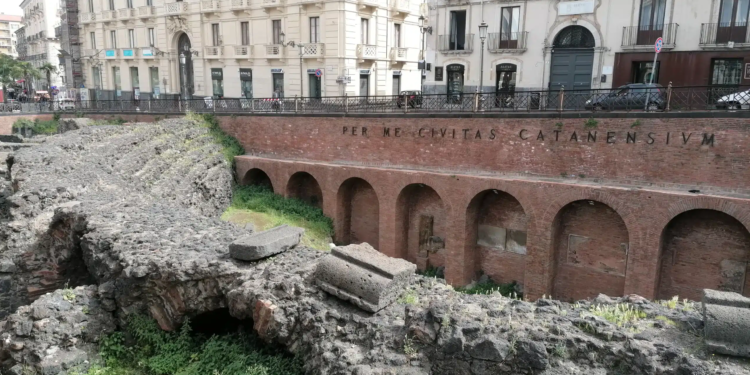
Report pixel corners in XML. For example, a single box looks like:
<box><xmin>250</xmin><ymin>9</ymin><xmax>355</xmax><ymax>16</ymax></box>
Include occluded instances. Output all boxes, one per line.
<box><xmin>229</xmin><ymin>224</ymin><xmax>304</xmax><ymax>261</ymax></box>
<box><xmin>315</xmin><ymin>242</ymin><xmax>416</xmax><ymax>313</ymax></box>
<box><xmin>703</xmin><ymin>289</ymin><xmax>750</xmax><ymax>358</ymax></box>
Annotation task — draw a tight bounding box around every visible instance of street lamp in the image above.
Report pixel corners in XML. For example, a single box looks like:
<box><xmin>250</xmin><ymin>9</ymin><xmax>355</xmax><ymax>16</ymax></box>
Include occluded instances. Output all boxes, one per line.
<box><xmin>280</xmin><ymin>31</ymin><xmax>305</xmax><ymax>97</ymax></box>
<box><xmin>478</xmin><ymin>21</ymin><xmax>488</xmax><ymax>95</ymax></box>
<box><xmin>418</xmin><ymin>16</ymin><xmax>432</xmax><ymax>94</ymax></box>
<box><xmin>179</xmin><ymin>52</ymin><xmax>187</xmax><ymax>100</ymax></box>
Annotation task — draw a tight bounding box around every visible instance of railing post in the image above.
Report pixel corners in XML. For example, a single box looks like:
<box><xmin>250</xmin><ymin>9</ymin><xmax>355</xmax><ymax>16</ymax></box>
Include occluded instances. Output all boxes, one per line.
<box><xmin>473</xmin><ymin>91</ymin><xmax>479</xmax><ymax>112</ymax></box>
<box><xmin>295</xmin><ymin>95</ymin><xmax>298</xmax><ymax>113</ymax></box>
<box><xmin>344</xmin><ymin>93</ymin><xmax>349</xmax><ymax>114</ymax></box>
<box><xmin>251</xmin><ymin>98</ymin><xmax>255</xmax><ymax>113</ymax></box>
<box><xmin>666</xmin><ymin>81</ymin><xmax>673</xmax><ymax>112</ymax></box>
<box><xmin>559</xmin><ymin>86</ymin><xmax>564</xmax><ymax>113</ymax></box>
<box><xmin>403</xmin><ymin>94</ymin><xmax>408</xmax><ymax>114</ymax></box>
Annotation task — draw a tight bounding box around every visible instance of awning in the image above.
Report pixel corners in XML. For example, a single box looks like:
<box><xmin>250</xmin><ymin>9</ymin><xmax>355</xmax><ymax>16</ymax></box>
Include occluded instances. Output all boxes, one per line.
<box><xmin>36</xmin><ymin>91</ymin><xmax>49</xmax><ymax>94</ymax></box>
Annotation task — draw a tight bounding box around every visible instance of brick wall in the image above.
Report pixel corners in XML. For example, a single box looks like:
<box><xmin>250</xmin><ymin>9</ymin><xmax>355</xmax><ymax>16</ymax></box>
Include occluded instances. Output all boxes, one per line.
<box><xmin>287</xmin><ymin>172</ymin><xmax>323</xmax><ymax>209</ymax></box>
<box><xmin>0</xmin><ymin>114</ymin><xmax>54</xmax><ymax>135</ymax></box>
<box><xmin>336</xmin><ymin>178</ymin><xmax>380</xmax><ymax>249</ymax></box>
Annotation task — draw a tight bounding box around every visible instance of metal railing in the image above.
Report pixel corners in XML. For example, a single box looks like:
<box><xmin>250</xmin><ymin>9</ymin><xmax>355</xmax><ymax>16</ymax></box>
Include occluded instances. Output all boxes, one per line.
<box><xmin>438</xmin><ymin>34</ymin><xmax>474</xmax><ymax>53</ymax></box>
<box><xmin>622</xmin><ymin>23</ymin><xmax>678</xmax><ymax>47</ymax></box>
<box><xmin>488</xmin><ymin>32</ymin><xmax>528</xmax><ymax>52</ymax></box>
<box><xmin>700</xmin><ymin>22</ymin><xmax>748</xmax><ymax>45</ymax></box>
<box><xmin>3</xmin><ymin>85</ymin><xmax>750</xmax><ymax>115</ymax></box>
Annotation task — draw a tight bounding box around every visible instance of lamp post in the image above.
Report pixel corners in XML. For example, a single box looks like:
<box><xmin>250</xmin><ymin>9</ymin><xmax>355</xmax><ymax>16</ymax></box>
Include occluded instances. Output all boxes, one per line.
<box><xmin>179</xmin><ymin>52</ymin><xmax>187</xmax><ymax>100</ymax></box>
<box><xmin>418</xmin><ymin>16</ymin><xmax>432</xmax><ymax>94</ymax></box>
<box><xmin>478</xmin><ymin>21</ymin><xmax>488</xmax><ymax>95</ymax></box>
<box><xmin>280</xmin><ymin>31</ymin><xmax>304</xmax><ymax>98</ymax></box>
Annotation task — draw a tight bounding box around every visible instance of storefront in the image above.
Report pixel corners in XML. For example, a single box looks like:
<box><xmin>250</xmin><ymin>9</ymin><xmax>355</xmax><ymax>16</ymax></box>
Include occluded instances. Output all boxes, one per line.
<box><xmin>359</xmin><ymin>70</ymin><xmax>370</xmax><ymax>97</ymax></box>
<box><xmin>613</xmin><ymin>51</ymin><xmax>750</xmax><ymax>88</ymax></box>
<box><xmin>211</xmin><ymin>69</ymin><xmax>224</xmax><ymax>98</ymax></box>
<box><xmin>446</xmin><ymin>64</ymin><xmax>464</xmax><ymax>102</ymax></box>
<box><xmin>307</xmin><ymin>69</ymin><xmax>322</xmax><ymax>99</ymax></box>
<box><xmin>240</xmin><ymin>68</ymin><xmax>252</xmax><ymax>99</ymax></box>
<box><xmin>495</xmin><ymin>63</ymin><xmax>517</xmax><ymax>107</ymax></box>
<box><xmin>272</xmin><ymin>69</ymin><xmax>284</xmax><ymax>98</ymax></box>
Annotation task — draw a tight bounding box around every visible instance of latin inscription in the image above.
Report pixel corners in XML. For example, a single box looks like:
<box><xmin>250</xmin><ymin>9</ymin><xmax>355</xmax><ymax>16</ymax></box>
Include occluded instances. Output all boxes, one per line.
<box><xmin>341</xmin><ymin>126</ymin><xmax>715</xmax><ymax>147</ymax></box>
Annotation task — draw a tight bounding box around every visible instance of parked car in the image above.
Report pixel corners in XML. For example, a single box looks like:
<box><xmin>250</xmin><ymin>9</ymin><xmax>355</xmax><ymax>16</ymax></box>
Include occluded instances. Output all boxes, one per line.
<box><xmin>396</xmin><ymin>91</ymin><xmax>422</xmax><ymax>108</ymax></box>
<box><xmin>54</xmin><ymin>98</ymin><xmax>76</xmax><ymax>111</ymax></box>
<box><xmin>585</xmin><ymin>83</ymin><xmax>665</xmax><ymax>111</ymax></box>
<box><xmin>715</xmin><ymin>88</ymin><xmax>750</xmax><ymax>110</ymax></box>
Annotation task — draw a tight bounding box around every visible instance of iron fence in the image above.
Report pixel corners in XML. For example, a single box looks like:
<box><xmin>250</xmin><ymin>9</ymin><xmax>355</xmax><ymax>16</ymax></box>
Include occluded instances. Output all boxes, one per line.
<box><xmin>2</xmin><ymin>85</ymin><xmax>750</xmax><ymax>115</ymax></box>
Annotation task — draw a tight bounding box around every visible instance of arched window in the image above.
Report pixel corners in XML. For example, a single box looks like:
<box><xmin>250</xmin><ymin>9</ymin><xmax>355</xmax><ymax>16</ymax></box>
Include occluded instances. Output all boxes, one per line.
<box><xmin>553</xmin><ymin>26</ymin><xmax>595</xmax><ymax>48</ymax></box>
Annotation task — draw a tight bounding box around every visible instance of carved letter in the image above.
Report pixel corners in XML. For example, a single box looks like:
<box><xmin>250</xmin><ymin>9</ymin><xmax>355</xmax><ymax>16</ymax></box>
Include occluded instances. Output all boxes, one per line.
<box><xmin>343</xmin><ymin>126</ymin><xmax>348</xmax><ymax>134</ymax></box>
<box><xmin>682</xmin><ymin>132</ymin><xmax>692</xmax><ymax>144</ymax></box>
<box><xmin>362</xmin><ymin>127</ymin><xmax>368</xmax><ymax>136</ymax></box>
<box><xmin>489</xmin><ymin>129</ymin><xmax>496</xmax><ymax>140</ymax></box>
<box><xmin>395</xmin><ymin>128</ymin><xmax>402</xmax><ymax>137</ymax></box>
<box><xmin>537</xmin><ymin>130</ymin><xmax>544</xmax><ymax>141</ymax></box>
<box><xmin>553</xmin><ymin>130</ymin><xmax>561</xmax><ymax>141</ymax></box>
<box><xmin>570</xmin><ymin>131</ymin><xmax>578</xmax><ymax>142</ymax></box>
<box><xmin>352</xmin><ymin>127</ymin><xmax>358</xmax><ymax>136</ymax></box>
<box><xmin>418</xmin><ymin>128</ymin><xmax>425</xmax><ymax>137</ymax></box>
<box><xmin>587</xmin><ymin>131</ymin><xmax>597</xmax><ymax>142</ymax></box>
<box><xmin>440</xmin><ymin>128</ymin><xmax>447</xmax><ymax>137</ymax></box>
<box><xmin>519</xmin><ymin>129</ymin><xmax>529</xmax><ymax>140</ymax></box>
<box><xmin>383</xmin><ymin>127</ymin><xmax>391</xmax><ymax>137</ymax></box>
<box><xmin>607</xmin><ymin>132</ymin><xmax>616</xmax><ymax>144</ymax></box>
<box><xmin>463</xmin><ymin>129</ymin><xmax>471</xmax><ymax>139</ymax></box>
<box><xmin>647</xmin><ymin>132</ymin><xmax>655</xmax><ymax>145</ymax></box>
<box><xmin>627</xmin><ymin>132</ymin><xmax>636</xmax><ymax>144</ymax></box>
<box><xmin>666</xmin><ymin>132</ymin><xmax>670</xmax><ymax>145</ymax></box>
<box><xmin>701</xmin><ymin>133</ymin><xmax>715</xmax><ymax>146</ymax></box>
<box><xmin>475</xmin><ymin>130</ymin><xmax>482</xmax><ymax>139</ymax></box>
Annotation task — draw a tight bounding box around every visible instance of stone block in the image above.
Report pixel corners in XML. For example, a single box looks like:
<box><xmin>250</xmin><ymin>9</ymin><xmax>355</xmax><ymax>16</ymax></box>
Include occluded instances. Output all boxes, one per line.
<box><xmin>703</xmin><ymin>289</ymin><xmax>750</xmax><ymax>358</ymax></box>
<box><xmin>315</xmin><ymin>243</ymin><xmax>416</xmax><ymax>313</ymax></box>
<box><xmin>58</xmin><ymin>118</ymin><xmax>93</xmax><ymax>134</ymax></box>
<box><xmin>229</xmin><ymin>225</ymin><xmax>304</xmax><ymax>261</ymax></box>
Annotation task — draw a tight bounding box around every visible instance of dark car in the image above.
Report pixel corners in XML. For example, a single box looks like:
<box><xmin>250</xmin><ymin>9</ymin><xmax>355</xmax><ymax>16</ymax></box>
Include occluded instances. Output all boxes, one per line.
<box><xmin>585</xmin><ymin>83</ymin><xmax>665</xmax><ymax>111</ymax></box>
<box><xmin>396</xmin><ymin>91</ymin><xmax>422</xmax><ymax>108</ymax></box>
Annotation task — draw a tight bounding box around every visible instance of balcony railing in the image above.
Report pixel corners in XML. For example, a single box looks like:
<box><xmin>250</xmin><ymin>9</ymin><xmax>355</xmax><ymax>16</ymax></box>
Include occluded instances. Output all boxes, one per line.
<box><xmin>302</xmin><ymin>43</ymin><xmax>324</xmax><ymax>58</ymax></box>
<box><xmin>488</xmin><ymin>32</ymin><xmax>528</xmax><ymax>52</ymax></box>
<box><xmin>389</xmin><ymin>46</ymin><xmax>407</xmax><ymax>61</ymax></box>
<box><xmin>357</xmin><ymin>44</ymin><xmax>377</xmax><ymax>60</ymax></box>
<box><xmin>138</xmin><ymin>6</ymin><xmax>156</xmax><ymax>18</ymax></box>
<box><xmin>438</xmin><ymin>34</ymin><xmax>474</xmax><ymax>53</ymax></box>
<box><xmin>118</xmin><ymin>8</ymin><xmax>135</xmax><ymax>19</ymax></box>
<box><xmin>121</xmin><ymin>48</ymin><xmax>137</xmax><ymax>58</ymax></box>
<box><xmin>622</xmin><ymin>23</ymin><xmax>678</xmax><ymax>48</ymax></box>
<box><xmin>232</xmin><ymin>45</ymin><xmax>251</xmax><ymax>58</ymax></box>
<box><xmin>204</xmin><ymin>46</ymin><xmax>222</xmax><ymax>58</ymax></box>
<box><xmin>230</xmin><ymin>0</ymin><xmax>249</xmax><ymax>11</ymax></box>
<box><xmin>358</xmin><ymin>0</ymin><xmax>379</xmax><ymax>8</ymax></box>
<box><xmin>265</xmin><ymin>44</ymin><xmax>284</xmax><ymax>58</ymax></box>
<box><xmin>262</xmin><ymin>0</ymin><xmax>285</xmax><ymax>8</ymax></box>
<box><xmin>201</xmin><ymin>0</ymin><xmax>221</xmax><ymax>12</ymax></box>
<box><xmin>390</xmin><ymin>0</ymin><xmax>410</xmax><ymax>14</ymax></box>
<box><xmin>101</xmin><ymin>10</ymin><xmax>117</xmax><ymax>21</ymax></box>
<box><xmin>165</xmin><ymin>2</ymin><xmax>188</xmax><ymax>15</ymax></box>
<box><xmin>80</xmin><ymin>13</ymin><xmax>96</xmax><ymax>24</ymax></box>
<box><xmin>141</xmin><ymin>47</ymin><xmax>157</xmax><ymax>58</ymax></box>
<box><xmin>700</xmin><ymin>22</ymin><xmax>749</xmax><ymax>46</ymax></box>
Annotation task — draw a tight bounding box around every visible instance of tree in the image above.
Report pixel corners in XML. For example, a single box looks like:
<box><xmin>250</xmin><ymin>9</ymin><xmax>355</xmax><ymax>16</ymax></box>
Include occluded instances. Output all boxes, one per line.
<box><xmin>38</xmin><ymin>62</ymin><xmax>57</xmax><ymax>93</ymax></box>
<box><xmin>17</xmin><ymin>61</ymin><xmax>41</xmax><ymax>95</ymax></box>
<box><xmin>0</xmin><ymin>54</ymin><xmax>23</xmax><ymax>103</ymax></box>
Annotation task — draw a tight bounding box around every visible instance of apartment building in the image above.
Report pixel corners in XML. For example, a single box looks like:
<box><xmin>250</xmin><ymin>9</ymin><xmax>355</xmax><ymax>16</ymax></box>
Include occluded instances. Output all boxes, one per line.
<box><xmin>58</xmin><ymin>0</ymin><xmax>85</xmax><ymax>93</ymax></box>
<box><xmin>76</xmin><ymin>0</ymin><xmax>422</xmax><ymax>100</ymax></box>
<box><xmin>15</xmin><ymin>26</ymin><xmax>27</xmax><ymax>61</ymax></box>
<box><xmin>423</xmin><ymin>0</ymin><xmax>750</xmax><ymax>96</ymax></box>
<box><xmin>0</xmin><ymin>15</ymin><xmax>23</xmax><ymax>57</ymax></box>
<box><xmin>20</xmin><ymin>0</ymin><xmax>63</xmax><ymax>89</ymax></box>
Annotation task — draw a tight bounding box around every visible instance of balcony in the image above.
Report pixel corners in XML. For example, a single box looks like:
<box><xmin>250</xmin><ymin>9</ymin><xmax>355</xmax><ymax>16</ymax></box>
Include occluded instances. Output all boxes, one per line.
<box><xmin>700</xmin><ymin>22</ymin><xmax>750</xmax><ymax>49</ymax></box>
<box><xmin>201</xmin><ymin>0</ymin><xmax>220</xmax><ymax>14</ymax></box>
<box><xmin>389</xmin><ymin>46</ymin><xmax>407</xmax><ymax>62</ymax></box>
<box><xmin>231</xmin><ymin>45</ymin><xmax>251</xmax><ymax>58</ymax></box>
<box><xmin>390</xmin><ymin>0</ymin><xmax>410</xmax><ymax>15</ymax></box>
<box><xmin>118</xmin><ymin>8</ymin><xmax>135</xmax><ymax>20</ymax></box>
<box><xmin>488</xmin><ymin>32</ymin><xmax>528</xmax><ymax>53</ymax></box>
<box><xmin>80</xmin><ymin>13</ymin><xmax>96</xmax><ymax>24</ymax></box>
<box><xmin>265</xmin><ymin>44</ymin><xmax>284</xmax><ymax>58</ymax></box>
<box><xmin>437</xmin><ymin>34</ymin><xmax>474</xmax><ymax>54</ymax></box>
<box><xmin>262</xmin><ymin>0</ymin><xmax>285</xmax><ymax>11</ymax></box>
<box><xmin>140</xmin><ymin>47</ymin><xmax>157</xmax><ymax>58</ymax></box>
<box><xmin>622</xmin><ymin>23</ymin><xmax>677</xmax><ymax>51</ymax></box>
<box><xmin>165</xmin><ymin>2</ymin><xmax>188</xmax><ymax>15</ymax></box>
<box><xmin>204</xmin><ymin>46</ymin><xmax>222</xmax><ymax>58</ymax></box>
<box><xmin>54</xmin><ymin>26</ymin><xmax>62</xmax><ymax>38</ymax></box>
<box><xmin>356</xmin><ymin>44</ymin><xmax>377</xmax><ymax>60</ymax></box>
<box><xmin>121</xmin><ymin>48</ymin><xmax>137</xmax><ymax>58</ymax></box>
<box><xmin>302</xmin><ymin>43</ymin><xmax>324</xmax><ymax>59</ymax></box>
<box><xmin>138</xmin><ymin>6</ymin><xmax>156</xmax><ymax>18</ymax></box>
<box><xmin>358</xmin><ymin>0</ymin><xmax>379</xmax><ymax>9</ymax></box>
<box><xmin>230</xmin><ymin>0</ymin><xmax>250</xmax><ymax>12</ymax></box>
<box><xmin>104</xmin><ymin>49</ymin><xmax>119</xmax><ymax>59</ymax></box>
<box><xmin>298</xmin><ymin>0</ymin><xmax>322</xmax><ymax>7</ymax></box>
<box><xmin>82</xmin><ymin>49</ymin><xmax>95</xmax><ymax>57</ymax></box>
<box><xmin>101</xmin><ymin>10</ymin><xmax>117</xmax><ymax>22</ymax></box>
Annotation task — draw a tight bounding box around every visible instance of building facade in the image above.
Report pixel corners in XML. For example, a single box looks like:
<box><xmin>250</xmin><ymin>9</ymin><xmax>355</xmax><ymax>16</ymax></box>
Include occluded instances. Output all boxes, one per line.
<box><xmin>15</xmin><ymin>26</ymin><xmax>27</xmax><ymax>61</ymax></box>
<box><xmin>58</xmin><ymin>0</ymin><xmax>84</xmax><ymax>94</ymax></box>
<box><xmin>423</xmin><ymin>0</ymin><xmax>750</xmax><ymax>96</ymax></box>
<box><xmin>20</xmin><ymin>0</ymin><xmax>64</xmax><ymax>89</ymax></box>
<box><xmin>76</xmin><ymin>0</ymin><xmax>422</xmax><ymax>100</ymax></box>
<box><xmin>0</xmin><ymin>15</ymin><xmax>23</xmax><ymax>57</ymax></box>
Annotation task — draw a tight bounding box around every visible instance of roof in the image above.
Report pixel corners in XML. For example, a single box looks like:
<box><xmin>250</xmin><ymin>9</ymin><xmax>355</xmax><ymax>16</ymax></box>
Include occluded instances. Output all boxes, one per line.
<box><xmin>0</xmin><ymin>15</ymin><xmax>23</xmax><ymax>22</ymax></box>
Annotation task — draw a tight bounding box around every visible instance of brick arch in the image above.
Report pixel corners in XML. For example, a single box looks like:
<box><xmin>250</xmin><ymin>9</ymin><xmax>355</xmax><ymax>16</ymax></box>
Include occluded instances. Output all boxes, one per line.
<box><xmin>395</xmin><ymin>183</ymin><xmax>447</xmax><ymax>269</ymax></box>
<box><xmin>653</xmin><ymin>198</ymin><xmax>750</xmax><ymax>237</ymax></box>
<box><xmin>240</xmin><ymin>168</ymin><xmax>274</xmax><ymax>192</ymax></box>
<box><xmin>335</xmin><ymin>177</ymin><xmax>380</xmax><ymax>248</ymax></box>
<box><xmin>464</xmin><ymin>188</ymin><xmax>529</xmax><ymax>285</ymax></box>
<box><xmin>286</xmin><ymin>171</ymin><xmax>324</xmax><ymax>209</ymax></box>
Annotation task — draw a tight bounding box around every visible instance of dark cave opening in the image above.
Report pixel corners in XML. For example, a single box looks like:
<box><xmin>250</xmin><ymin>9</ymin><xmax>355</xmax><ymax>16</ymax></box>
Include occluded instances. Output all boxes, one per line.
<box><xmin>189</xmin><ymin>308</ymin><xmax>250</xmax><ymax>336</ymax></box>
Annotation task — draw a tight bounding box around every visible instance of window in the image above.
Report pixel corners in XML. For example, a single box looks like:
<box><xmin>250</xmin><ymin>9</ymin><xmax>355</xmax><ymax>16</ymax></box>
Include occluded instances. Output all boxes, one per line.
<box><xmin>501</xmin><ymin>7</ymin><xmax>520</xmax><ymax>40</ymax></box>
<box><xmin>90</xmin><ymin>32</ymin><xmax>96</xmax><ymax>49</ymax></box>
<box><xmin>149</xmin><ymin>67</ymin><xmax>159</xmax><ymax>97</ymax></box>
<box><xmin>449</xmin><ymin>11</ymin><xmax>467</xmax><ymax>50</ymax></box>
<box><xmin>394</xmin><ymin>24</ymin><xmax>401</xmax><ymax>47</ymax></box>
<box><xmin>240</xmin><ymin>68</ymin><xmax>252</xmax><ymax>98</ymax></box>
<box><xmin>720</xmin><ymin>0</ymin><xmax>750</xmax><ymax>25</ymax></box>
<box><xmin>130</xmin><ymin>67</ymin><xmax>139</xmax><ymax>91</ymax></box>
<box><xmin>272</xmin><ymin>72</ymin><xmax>284</xmax><ymax>97</ymax></box>
<box><xmin>632</xmin><ymin>61</ymin><xmax>660</xmax><ymax>84</ymax></box>
<box><xmin>148</xmin><ymin>28</ymin><xmax>154</xmax><ymax>47</ymax></box>
<box><xmin>109</xmin><ymin>0</ymin><xmax>114</xmax><ymax>10</ymax></box>
<box><xmin>310</xmin><ymin>17</ymin><xmax>320</xmax><ymax>43</ymax></box>
<box><xmin>211</xmin><ymin>24</ymin><xmax>220</xmax><ymax>46</ymax></box>
<box><xmin>128</xmin><ymin>29</ymin><xmax>135</xmax><ymax>48</ymax></box>
<box><xmin>88</xmin><ymin>0</ymin><xmax>94</xmax><ymax>12</ymax></box>
<box><xmin>127</xmin><ymin>0</ymin><xmax>133</xmax><ymax>8</ymax></box>
<box><xmin>211</xmin><ymin>68</ymin><xmax>224</xmax><ymax>97</ymax></box>
<box><xmin>272</xmin><ymin>20</ymin><xmax>281</xmax><ymax>44</ymax></box>
<box><xmin>392</xmin><ymin>74</ymin><xmax>400</xmax><ymax>95</ymax></box>
<box><xmin>112</xmin><ymin>66</ymin><xmax>121</xmax><ymax>96</ymax></box>
<box><xmin>240</xmin><ymin>22</ymin><xmax>249</xmax><ymax>45</ymax></box>
<box><xmin>359</xmin><ymin>74</ymin><xmax>369</xmax><ymax>97</ymax></box>
<box><xmin>110</xmin><ymin>30</ymin><xmax>116</xmax><ymax>48</ymax></box>
<box><xmin>92</xmin><ymin>66</ymin><xmax>101</xmax><ymax>88</ymax></box>
<box><xmin>711</xmin><ymin>58</ymin><xmax>743</xmax><ymax>85</ymax></box>
<box><xmin>147</xmin><ymin>0</ymin><xmax>152</xmax><ymax>5</ymax></box>
<box><xmin>638</xmin><ymin>0</ymin><xmax>667</xmax><ymax>30</ymax></box>
<box><xmin>361</xmin><ymin>18</ymin><xmax>369</xmax><ymax>44</ymax></box>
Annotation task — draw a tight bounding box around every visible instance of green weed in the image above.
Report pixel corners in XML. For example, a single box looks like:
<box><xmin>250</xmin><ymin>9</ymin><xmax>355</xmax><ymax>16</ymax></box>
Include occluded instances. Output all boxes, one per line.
<box><xmin>417</xmin><ymin>266</ymin><xmax>443</xmax><ymax>279</ymax></box>
<box><xmin>455</xmin><ymin>280</ymin><xmax>520</xmax><ymax>298</ymax></box>
<box><xmin>398</xmin><ymin>290</ymin><xmax>418</xmax><ymax>305</ymax></box>
<box><xmin>584</xmin><ymin>118</ymin><xmax>598</xmax><ymax>129</ymax></box>
<box><xmin>186</xmin><ymin>112</ymin><xmax>244</xmax><ymax>167</ymax></box>
<box><xmin>589</xmin><ymin>303</ymin><xmax>646</xmax><ymax>327</ymax></box>
<box><xmin>12</xmin><ymin>118</ymin><xmax>58</xmax><ymax>134</ymax></box>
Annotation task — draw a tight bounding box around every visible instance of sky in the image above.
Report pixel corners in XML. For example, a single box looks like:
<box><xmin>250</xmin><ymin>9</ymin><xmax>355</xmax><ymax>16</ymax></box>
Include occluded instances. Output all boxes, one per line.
<box><xmin>0</xmin><ymin>2</ymin><xmax>23</xmax><ymax>17</ymax></box>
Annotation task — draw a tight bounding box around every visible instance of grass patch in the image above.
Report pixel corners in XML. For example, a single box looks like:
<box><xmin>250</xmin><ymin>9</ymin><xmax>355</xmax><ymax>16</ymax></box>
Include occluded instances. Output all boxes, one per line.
<box><xmin>186</xmin><ymin>112</ymin><xmax>244</xmax><ymax>167</ymax></box>
<box><xmin>91</xmin><ymin>116</ymin><xmax>127</xmax><ymax>126</ymax></box>
<box><xmin>398</xmin><ymin>290</ymin><xmax>419</xmax><ymax>305</ymax></box>
<box><xmin>589</xmin><ymin>303</ymin><xmax>647</xmax><ymax>327</ymax></box>
<box><xmin>654</xmin><ymin>315</ymin><xmax>677</xmax><ymax>327</ymax></box>
<box><xmin>12</xmin><ymin>118</ymin><xmax>58</xmax><ymax>135</ymax></box>
<box><xmin>223</xmin><ymin>185</ymin><xmax>333</xmax><ymax>251</ymax></box>
<box><xmin>417</xmin><ymin>266</ymin><xmax>443</xmax><ymax>279</ymax></box>
<box><xmin>455</xmin><ymin>280</ymin><xmax>520</xmax><ymax>298</ymax></box>
<box><xmin>70</xmin><ymin>315</ymin><xmax>302</xmax><ymax>375</ymax></box>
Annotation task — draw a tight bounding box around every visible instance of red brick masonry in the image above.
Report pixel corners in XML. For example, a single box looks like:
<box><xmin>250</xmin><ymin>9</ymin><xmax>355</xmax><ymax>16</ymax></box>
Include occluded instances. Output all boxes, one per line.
<box><xmin>226</xmin><ymin>115</ymin><xmax>750</xmax><ymax>301</ymax></box>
